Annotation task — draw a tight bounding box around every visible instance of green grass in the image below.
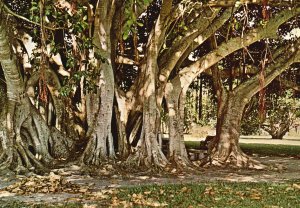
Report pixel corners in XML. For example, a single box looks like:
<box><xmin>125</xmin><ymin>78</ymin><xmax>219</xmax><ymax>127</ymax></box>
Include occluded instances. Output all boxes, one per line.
<box><xmin>112</xmin><ymin>182</ymin><xmax>300</xmax><ymax>208</ymax></box>
<box><xmin>2</xmin><ymin>182</ymin><xmax>300</xmax><ymax>207</ymax></box>
<box><xmin>240</xmin><ymin>143</ymin><xmax>300</xmax><ymax>156</ymax></box>
<box><xmin>185</xmin><ymin>141</ymin><xmax>300</xmax><ymax>157</ymax></box>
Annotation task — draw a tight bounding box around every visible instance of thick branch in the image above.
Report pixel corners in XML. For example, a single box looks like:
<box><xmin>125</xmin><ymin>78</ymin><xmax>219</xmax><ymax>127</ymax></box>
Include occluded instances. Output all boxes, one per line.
<box><xmin>164</xmin><ymin>7</ymin><xmax>237</xmax><ymax>79</ymax></box>
<box><xmin>237</xmin><ymin>42</ymin><xmax>300</xmax><ymax>99</ymax></box>
<box><xmin>177</xmin><ymin>7</ymin><xmax>300</xmax><ymax>87</ymax></box>
<box><xmin>158</xmin><ymin>9</ymin><xmax>222</xmax><ymax>77</ymax></box>
<box><xmin>276</xmin><ymin>77</ymin><xmax>300</xmax><ymax>91</ymax></box>
<box><xmin>205</xmin><ymin>0</ymin><xmax>299</xmax><ymax>7</ymax></box>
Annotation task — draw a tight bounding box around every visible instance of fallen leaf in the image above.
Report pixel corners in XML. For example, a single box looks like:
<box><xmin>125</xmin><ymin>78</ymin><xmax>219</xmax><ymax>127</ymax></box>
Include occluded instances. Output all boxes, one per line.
<box><xmin>292</xmin><ymin>184</ymin><xmax>300</xmax><ymax>190</ymax></box>
<box><xmin>181</xmin><ymin>187</ymin><xmax>188</xmax><ymax>193</ymax></box>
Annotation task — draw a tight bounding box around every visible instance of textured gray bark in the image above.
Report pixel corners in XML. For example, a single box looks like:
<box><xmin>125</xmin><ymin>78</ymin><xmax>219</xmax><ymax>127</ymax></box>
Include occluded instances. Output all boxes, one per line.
<box><xmin>125</xmin><ymin>0</ymin><xmax>174</xmax><ymax>168</ymax></box>
<box><xmin>0</xmin><ymin>15</ymin><xmax>73</xmax><ymax>173</ymax></box>
<box><xmin>165</xmin><ymin>78</ymin><xmax>190</xmax><ymax>166</ymax></box>
<box><xmin>81</xmin><ymin>0</ymin><xmax>116</xmax><ymax>165</ymax></box>
<box><xmin>210</xmin><ymin>42</ymin><xmax>300</xmax><ymax>168</ymax></box>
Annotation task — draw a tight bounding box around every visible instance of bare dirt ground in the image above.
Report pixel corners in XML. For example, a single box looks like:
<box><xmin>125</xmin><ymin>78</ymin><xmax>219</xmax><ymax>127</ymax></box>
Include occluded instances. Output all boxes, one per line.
<box><xmin>0</xmin><ymin>155</ymin><xmax>300</xmax><ymax>204</ymax></box>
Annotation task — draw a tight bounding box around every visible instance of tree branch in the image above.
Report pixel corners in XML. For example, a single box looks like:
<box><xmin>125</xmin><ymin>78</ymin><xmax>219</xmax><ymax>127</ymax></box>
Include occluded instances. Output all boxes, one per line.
<box><xmin>276</xmin><ymin>77</ymin><xmax>300</xmax><ymax>91</ymax></box>
<box><xmin>237</xmin><ymin>41</ymin><xmax>300</xmax><ymax>98</ymax></box>
<box><xmin>115</xmin><ymin>55</ymin><xmax>136</xmax><ymax>65</ymax></box>
<box><xmin>159</xmin><ymin>8</ymin><xmax>233</xmax><ymax>80</ymax></box>
<box><xmin>205</xmin><ymin>0</ymin><xmax>300</xmax><ymax>7</ymax></box>
<box><xmin>176</xmin><ymin>7</ymin><xmax>300</xmax><ymax>88</ymax></box>
<box><xmin>0</xmin><ymin>1</ymin><xmax>67</xmax><ymax>31</ymax></box>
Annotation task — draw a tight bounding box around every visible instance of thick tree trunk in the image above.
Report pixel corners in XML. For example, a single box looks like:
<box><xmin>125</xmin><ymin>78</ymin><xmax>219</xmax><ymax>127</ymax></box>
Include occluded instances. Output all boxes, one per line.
<box><xmin>165</xmin><ymin>79</ymin><xmax>190</xmax><ymax>167</ymax></box>
<box><xmin>81</xmin><ymin>1</ymin><xmax>115</xmax><ymax>166</ymax></box>
<box><xmin>114</xmin><ymin>92</ymin><xmax>130</xmax><ymax>158</ymax></box>
<box><xmin>125</xmin><ymin>1</ymin><xmax>173</xmax><ymax>168</ymax></box>
<box><xmin>126</xmin><ymin>63</ymin><xmax>168</xmax><ymax>168</ymax></box>
<box><xmin>0</xmin><ymin>16</ymin><xmax>73</xmax><ymax>173</ymax></box>
<box><xmin>0</xmin><ymin>19</ymin><xmax>45</xmax><ymax>173</ymax></box>
<box><xmin>262</xmin><ymin>124</ymin><xmax>289</xmax><ymax>140</ymax></box>
<box><xmin>81</xmin><ymin>62</ymin><xmax>115</xmax><ymax>165</ymax></box>
<box><xmin>211</xmin><ymin>92</ymin><xmax>263</xmax><ymax>168</ymax></box>
<box><xmin>0</xmin><ymin>81</ymin><xmax>6</xmax><ymax>152</ymax></box>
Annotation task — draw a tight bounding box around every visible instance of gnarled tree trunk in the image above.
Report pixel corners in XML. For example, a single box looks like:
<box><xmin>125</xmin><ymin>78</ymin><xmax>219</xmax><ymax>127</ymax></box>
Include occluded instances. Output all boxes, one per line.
<box><xmin>165</xmin><ymin>78</ymin><xmax>190</xmax><ymax>167</ymax></box>
<box><xmin>81</xmin><ymin>1</ymin><xmax>116</xmax><ymax>165</ymax></box>
<box><xmin>209</xmin><ymin>39</ymin><xmax>300</xmax><ymax>168</ymax></box>
<box><xmin>126</xmin><ymin>55</ymin><xmax>168</xmax><ymax>168</ymax></box>
<box><xmin>261</xmin><ymin>123</ymin><xmax>290</xmax><ymax>139</ymax></box>
<box><xmin>125</xmin><ymin>0</ymin><xmax>174</xmax><ymax>168</ymax></box>
<box><xmin>210</xmin><ymin>91</ymin><xmax>262</xmax><ymax>168</ymax></box>
<box><xmin>0</xmin><ymin>13</ymin><xmax>73</xmax><ymax>174</ymax></box>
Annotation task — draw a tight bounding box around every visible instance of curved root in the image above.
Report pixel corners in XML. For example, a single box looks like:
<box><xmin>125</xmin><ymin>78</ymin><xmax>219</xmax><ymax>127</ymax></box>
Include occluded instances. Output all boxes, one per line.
<box><xmin>125</xmin><ymin>148</ymin><xmax>169</xmax><ymax>170</ymax></box>
<box><xmin>169</xmin><ymin>154</ymin><xmax>193</xmax><ymax>170</ymax></box>
<box><xmin>207</xmin><ymin>150</ymin><xmax>266</xmax><ymax>169</ymax></box>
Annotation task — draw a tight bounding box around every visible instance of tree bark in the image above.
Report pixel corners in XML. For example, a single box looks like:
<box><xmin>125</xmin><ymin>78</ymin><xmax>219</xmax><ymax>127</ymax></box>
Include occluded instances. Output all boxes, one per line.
<box><xmin>126</xmin><ymin>54</ymin><xmax>168</xmax><ymax>168</ymax></box>
<box><xmin>81</xmin><ymin>0</ymin><xmax>116</xmax><ymax>165</ymax></box>
<box><xmin>211</xmin><ymin>91</ymin><xmax>263</xmax><ymax>168</ymax></box>
<box><xmin>165</xmin><ymin>78</ymin><xmax>190</xmax><ymax>167</ymax></box>
<box><xmin>125</xmin><ymin>0</ymin><xmax>174</xmax><ymax>168</ymax></box>
<box><xmin>209</xmin><ymin>40</ymin><xmax>300</xmax><ymax>168</ymax></box>
<box><xmin>0</xmin><ymin>13</ymin><xmax>73</xmax><ymax>173</ymax></box>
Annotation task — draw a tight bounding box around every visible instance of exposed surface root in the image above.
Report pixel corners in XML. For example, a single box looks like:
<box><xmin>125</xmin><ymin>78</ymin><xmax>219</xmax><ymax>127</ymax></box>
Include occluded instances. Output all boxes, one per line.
<box><xmin>207</xmin><ymin>150</ymin><xmax>267</xmax><ymax>170</ymax></box>
<box><xmin>169</xmin><ymin>154</ymin><xmax>194</xmax><ymax>170</ymax></box>
<box><xmin>0</xmin><ymin>144</ymin><xmax>49</xmax><ymax>174</ymax></box>
<box><xmin>80</xmin><ymin>138</ymin><xmax>105</xmax><ymax>166</ymax></box>
<box><xmin>125</xmin><ymin>148</ymin><xmax>169</xmax><ymax>171</ymax></box>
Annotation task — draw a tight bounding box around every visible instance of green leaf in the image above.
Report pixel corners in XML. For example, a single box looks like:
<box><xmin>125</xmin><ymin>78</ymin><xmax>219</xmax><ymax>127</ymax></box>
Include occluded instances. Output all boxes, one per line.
<box><xmin>137</xmin><ymin>21</ymin><xmax>144</xmax><ymax>27</ymax></box>
<box><xmin>123</xmin><ymin>30</ymin><xmax>130</xmax><ymax>40</ymax></box>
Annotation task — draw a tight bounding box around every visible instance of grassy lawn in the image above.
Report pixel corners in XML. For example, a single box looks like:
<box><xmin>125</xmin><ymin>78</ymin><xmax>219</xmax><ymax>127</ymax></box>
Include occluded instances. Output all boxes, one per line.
<box><xmin>1</xmin><ymin>182</ymin><xmax>300</xmax><ymax>207</ymax></box>
<box><xmin>185</xmin><ymin>141</ymin><xmax>300</xmax><ymax>157</ymax></box>
<box><xmin>240</xmin><ymin>143</ymin><xmax>300</xmax><ymax>157</ymax></box>
<box><xmin>112</xmin><ymin>182</ymin><xmax>300</xmax><ymax>208</ymax></box>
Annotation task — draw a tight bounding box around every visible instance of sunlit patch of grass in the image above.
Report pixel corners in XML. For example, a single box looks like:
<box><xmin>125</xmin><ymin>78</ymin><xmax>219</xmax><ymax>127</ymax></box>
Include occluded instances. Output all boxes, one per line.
<box><xmin>240</xmin><ymin>143</ymin><xmax>300</xmax><ymax>157</ymax></box>
<box><xmin>185</xmin><ymin>141</ymin><xmax>300</xmax><ymax>157</ymax></box>
<box><xmin>2</xmin><ymin>182</ymin><xmax>300</xmax><ymax>207</ymax></box>
<box><xmin>110</xmin><ymin>182</ymin><xmax>300</xmax><ymax>207</ymax></box>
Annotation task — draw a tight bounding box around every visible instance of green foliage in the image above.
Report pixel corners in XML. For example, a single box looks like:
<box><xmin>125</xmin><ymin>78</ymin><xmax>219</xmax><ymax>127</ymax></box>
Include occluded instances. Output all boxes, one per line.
<box><xmin>265</xmin><ymin>90</ymin><xmax>299</xmax><ymax>124</ymax></box>
<box><xmin>241</xmin><ymin>108</ymin><xmax>261</xmax><ymax>135</ymax></box>
<box><xmin>123</xmin><ymin>0</ymin><xmax>150</xmax><ymax>40</ymax></box>
<box><xmin>26</xmin><ymin>0</ymin><xmax>107</xmax><ymax>97</ymax></box>
<box><xmin>242</xmin><ymin>88</ymin><xmax>299</xmax><ymax>136</ymax></box>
